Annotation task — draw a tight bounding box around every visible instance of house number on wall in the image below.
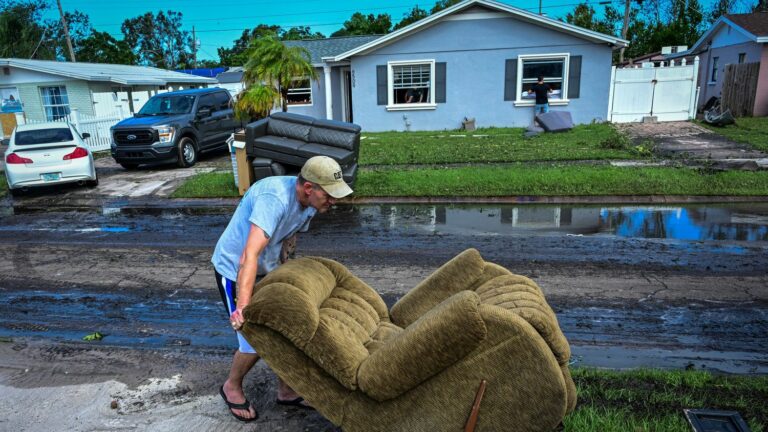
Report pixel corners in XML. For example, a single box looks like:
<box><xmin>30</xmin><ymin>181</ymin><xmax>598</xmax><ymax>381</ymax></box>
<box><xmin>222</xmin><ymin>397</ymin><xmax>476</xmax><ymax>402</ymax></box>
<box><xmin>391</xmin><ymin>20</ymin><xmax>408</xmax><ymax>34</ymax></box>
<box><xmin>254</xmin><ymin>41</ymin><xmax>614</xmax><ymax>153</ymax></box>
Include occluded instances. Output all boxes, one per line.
<box><xmin>351</xmin><ymin>70</ymin><xmax>356</xmax><ymax>88</ymax></box>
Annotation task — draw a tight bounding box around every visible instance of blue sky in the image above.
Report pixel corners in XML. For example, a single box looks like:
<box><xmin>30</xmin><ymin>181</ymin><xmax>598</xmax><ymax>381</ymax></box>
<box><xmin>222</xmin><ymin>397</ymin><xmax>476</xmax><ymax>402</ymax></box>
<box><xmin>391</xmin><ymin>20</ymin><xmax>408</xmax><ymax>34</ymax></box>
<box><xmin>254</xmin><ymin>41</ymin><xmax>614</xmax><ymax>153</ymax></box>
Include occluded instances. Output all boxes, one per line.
<box><xmin>44</xmin><ymin>0</ymin><xmax>718</xmax><ymax>61</ymax></box>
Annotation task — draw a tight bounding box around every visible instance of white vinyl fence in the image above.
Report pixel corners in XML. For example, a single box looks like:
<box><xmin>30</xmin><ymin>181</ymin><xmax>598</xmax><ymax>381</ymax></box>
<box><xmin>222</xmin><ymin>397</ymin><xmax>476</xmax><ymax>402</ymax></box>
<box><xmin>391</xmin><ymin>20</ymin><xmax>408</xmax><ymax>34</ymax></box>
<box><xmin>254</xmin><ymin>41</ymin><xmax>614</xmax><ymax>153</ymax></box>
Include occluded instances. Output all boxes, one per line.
<box><xmin>608</xmin><ymin>57</ymin><xmax>700</xmax><ymax>123</ymax></box>
<box><xmin>14</xmin><ymin>107</ymin><xmax>128</xmax><ymax>152</ymax></box>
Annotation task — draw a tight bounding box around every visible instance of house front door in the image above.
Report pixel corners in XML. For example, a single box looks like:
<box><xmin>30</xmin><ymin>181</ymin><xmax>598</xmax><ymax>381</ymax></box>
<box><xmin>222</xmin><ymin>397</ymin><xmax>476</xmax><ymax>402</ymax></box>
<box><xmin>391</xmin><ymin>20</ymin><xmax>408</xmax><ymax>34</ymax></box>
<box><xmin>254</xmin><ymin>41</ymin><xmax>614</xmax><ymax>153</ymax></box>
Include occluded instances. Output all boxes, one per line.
<box><xmin>341</xmin><ymin>68</ymin><xmax>353</xmax><ymax>123</ymax></box>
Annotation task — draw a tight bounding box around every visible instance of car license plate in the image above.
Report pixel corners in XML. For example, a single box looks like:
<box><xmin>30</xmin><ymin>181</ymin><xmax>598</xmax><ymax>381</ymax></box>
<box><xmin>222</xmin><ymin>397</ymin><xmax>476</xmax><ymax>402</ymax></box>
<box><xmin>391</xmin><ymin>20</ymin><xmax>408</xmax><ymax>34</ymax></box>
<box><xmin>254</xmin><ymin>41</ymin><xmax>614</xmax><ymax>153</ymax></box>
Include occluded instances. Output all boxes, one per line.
<box><xmin>41</xmin><ymin>173</ymin><xmax>61</xmax><ymax>182</ymax></box>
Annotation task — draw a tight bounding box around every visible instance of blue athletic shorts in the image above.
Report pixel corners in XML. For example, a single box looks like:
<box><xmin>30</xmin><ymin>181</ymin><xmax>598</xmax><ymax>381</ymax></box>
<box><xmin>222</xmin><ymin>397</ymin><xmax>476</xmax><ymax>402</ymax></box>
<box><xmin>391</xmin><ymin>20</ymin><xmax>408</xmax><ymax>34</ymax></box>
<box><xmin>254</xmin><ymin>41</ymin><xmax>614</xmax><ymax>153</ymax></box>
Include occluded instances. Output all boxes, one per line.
<box><xmin>215</xmin><ymin>270</ymin><xmax>257</xmax><ymax>354</ymax></box>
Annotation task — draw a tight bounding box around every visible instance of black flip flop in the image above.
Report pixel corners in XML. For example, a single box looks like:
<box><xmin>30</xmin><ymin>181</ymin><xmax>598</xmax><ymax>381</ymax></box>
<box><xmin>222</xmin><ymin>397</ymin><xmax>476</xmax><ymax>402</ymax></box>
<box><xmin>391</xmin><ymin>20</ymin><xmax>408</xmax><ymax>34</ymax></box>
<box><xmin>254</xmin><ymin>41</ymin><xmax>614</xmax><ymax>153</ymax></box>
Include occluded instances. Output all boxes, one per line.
<box><xmin>276</xmin><ymin>396</ymin><xmax>314</xmax><ymax>410</ymax></box>
<box><xmin>219</xmin><ymin>386</ymin><xmax>259</xmax><ymax>422</ymax></box>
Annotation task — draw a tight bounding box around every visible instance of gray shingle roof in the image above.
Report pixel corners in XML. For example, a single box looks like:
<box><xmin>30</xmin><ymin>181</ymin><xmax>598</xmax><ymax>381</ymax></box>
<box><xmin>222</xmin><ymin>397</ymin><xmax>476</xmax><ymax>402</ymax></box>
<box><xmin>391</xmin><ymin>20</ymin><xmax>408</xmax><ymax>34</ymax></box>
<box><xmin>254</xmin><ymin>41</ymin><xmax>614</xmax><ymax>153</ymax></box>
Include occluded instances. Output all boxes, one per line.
<box><xmin>0</xmin><ymin>58</ymin><xmax>217</xmax><ymax>85</ymax></box>
<box><xmin>283</xmin><ymin>35</ymin><xmax>382</xmax><ymax>64</ymax></box>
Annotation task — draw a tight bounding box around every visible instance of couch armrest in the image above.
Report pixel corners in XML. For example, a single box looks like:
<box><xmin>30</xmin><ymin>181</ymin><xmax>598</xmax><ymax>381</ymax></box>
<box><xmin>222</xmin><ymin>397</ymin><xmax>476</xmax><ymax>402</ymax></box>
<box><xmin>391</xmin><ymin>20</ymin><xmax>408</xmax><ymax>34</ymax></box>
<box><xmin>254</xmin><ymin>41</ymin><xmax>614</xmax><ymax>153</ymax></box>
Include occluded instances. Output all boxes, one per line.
<box><xmin>390</xmin><ymin>248</ymin><xmax>486</xmax><ymax>327</ymax></box>
<box><xmin>357</xmin><ymin>291</ymin><xmax>487</xmax><ymax>401</ymax></box>
<box><xmin>245</xmin><ymin>118</ymin><xmax>269</xmax><ymax>156</ymax></box>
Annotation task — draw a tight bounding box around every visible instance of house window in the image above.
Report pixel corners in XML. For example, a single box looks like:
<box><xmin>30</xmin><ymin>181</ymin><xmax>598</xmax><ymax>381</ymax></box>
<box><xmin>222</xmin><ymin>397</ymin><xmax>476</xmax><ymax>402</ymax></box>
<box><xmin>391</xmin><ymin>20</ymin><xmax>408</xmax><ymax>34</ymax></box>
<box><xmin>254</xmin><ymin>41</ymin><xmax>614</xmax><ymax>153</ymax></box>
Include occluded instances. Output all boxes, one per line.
<box><xmin>738</xmin><ymin>53</ymin><xmax>746</xmax><ymax>64</ymax></box>
<box><xmin>387</xmin><ymin>60</ymin><xmax>435</xmax><ymax>108</ymax></box>
<box><xmin>710</xmin><ymin>57</ymin><xmax>719</xmax><ymax>82</ymax></box>
<box><xmin>516</xmin><ymin>53</ymin><xmax>568</xmax><ymax>104</ymax></box>
<box><xmin>0</xmin><ymin>87</ymin><xmax>22</xmax><ymax>113</ymax></box>
<box><xmin>286</xmin><ymin>78</ymin><xmax>312</xmax><ymax>106</ymax></box>
<box><xmin>40</xmin><ymin>86</ymin><xmax>70</xmax><ymax>121</ymax></box>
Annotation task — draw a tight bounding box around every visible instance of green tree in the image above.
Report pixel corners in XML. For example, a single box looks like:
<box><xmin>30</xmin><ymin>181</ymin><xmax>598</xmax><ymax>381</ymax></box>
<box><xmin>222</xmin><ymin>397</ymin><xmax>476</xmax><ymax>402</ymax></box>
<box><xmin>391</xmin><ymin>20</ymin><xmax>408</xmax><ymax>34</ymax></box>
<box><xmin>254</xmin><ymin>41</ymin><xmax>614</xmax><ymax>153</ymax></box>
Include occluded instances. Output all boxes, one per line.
<box><xmin>430</xmin><ymin>0</ymin><xmax>462</xmax><ymax>14</ymax></box>
<box><xmin>44</xmin><ymin>10</ymin><xmax>92</xmax><ymax>60</ymax></box>
<box><xmin>565</xmin><ymin>2</ymin><xmax>621</xmax><ymax>35</ymax></box>
<box><xmin>708</xmin><ymin>0</ymin><xmax>735</xmax><ymax>22</ymax></box>
<box><xmin>0</xmin><ymin>1</ymin><xmax>52</xmax><ymax>59</ymax></box>
<box><xmin>76</xmin><ymin>30</ymin><xmax>136</xmax><ymax>64</ymax></box>
<box><xmin>394</xmin><ymin>5</ymin><xmax>429</xmax><ymax>30</ymax></box>
<box><xmin>331</xmin><ymin>12</ymin><xmax>391</xmax><ymax>36</ymax></box>
<box><xmin>282</xmin><ymin>26</ymin><xmax>325</xmax><ymax>41</ymax></box>
<box><xmin>238</xmin><ymin>35</ymin><xmax>318</xmax><ymax>118</ymax></box>
<box><xmin>218</xmin><ymin>25</ymin><xmax>281</xmax><ymax>66</ymax></box>
<box><xmin>121</xmin><ymin>10</ymin><xmax>192</xmax><ymax>69</ymax></box>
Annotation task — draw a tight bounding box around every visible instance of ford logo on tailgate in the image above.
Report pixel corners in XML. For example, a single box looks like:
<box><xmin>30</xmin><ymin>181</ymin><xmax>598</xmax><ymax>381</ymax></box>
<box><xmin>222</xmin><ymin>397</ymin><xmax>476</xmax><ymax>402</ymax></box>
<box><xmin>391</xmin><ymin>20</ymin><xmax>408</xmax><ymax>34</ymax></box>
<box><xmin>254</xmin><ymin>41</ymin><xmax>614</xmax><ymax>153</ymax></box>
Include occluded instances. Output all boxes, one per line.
<box><xmin>127</xmin><ymin>134</ymin><xmax>137</xmax><ymax>140</ymax></box>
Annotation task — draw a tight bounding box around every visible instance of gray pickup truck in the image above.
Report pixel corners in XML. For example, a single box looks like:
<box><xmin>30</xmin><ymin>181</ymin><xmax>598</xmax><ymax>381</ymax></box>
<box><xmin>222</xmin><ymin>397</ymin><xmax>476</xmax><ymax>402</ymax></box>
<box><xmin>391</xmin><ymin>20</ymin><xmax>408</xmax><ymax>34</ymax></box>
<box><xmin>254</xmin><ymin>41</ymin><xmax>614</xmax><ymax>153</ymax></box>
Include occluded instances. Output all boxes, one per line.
<box><xmin>110</xmin><ymin>88</ymin><xmax>240</xmax><ymax>169</ymax></box>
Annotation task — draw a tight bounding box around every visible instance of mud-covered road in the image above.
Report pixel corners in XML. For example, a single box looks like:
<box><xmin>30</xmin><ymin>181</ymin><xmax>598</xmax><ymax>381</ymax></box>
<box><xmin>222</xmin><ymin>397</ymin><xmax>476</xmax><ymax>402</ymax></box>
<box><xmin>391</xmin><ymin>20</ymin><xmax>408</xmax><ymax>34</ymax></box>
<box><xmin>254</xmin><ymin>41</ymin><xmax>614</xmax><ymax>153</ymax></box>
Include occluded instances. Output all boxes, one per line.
<box><xmin>1</xmin><ymin>203</ymin><xmax>767</xmax><ymax>431</ymax></box>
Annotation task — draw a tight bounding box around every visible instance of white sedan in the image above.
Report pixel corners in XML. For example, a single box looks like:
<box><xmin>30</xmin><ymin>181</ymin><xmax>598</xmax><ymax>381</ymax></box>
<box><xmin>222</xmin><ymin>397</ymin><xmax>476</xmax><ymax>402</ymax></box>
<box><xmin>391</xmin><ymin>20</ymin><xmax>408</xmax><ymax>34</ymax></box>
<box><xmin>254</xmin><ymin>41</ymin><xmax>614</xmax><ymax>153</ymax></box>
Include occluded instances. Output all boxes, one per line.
<box><xmin>4</xmin><ymin>122</ymin><xmax>98</xmax><ymax>196</ymax></box>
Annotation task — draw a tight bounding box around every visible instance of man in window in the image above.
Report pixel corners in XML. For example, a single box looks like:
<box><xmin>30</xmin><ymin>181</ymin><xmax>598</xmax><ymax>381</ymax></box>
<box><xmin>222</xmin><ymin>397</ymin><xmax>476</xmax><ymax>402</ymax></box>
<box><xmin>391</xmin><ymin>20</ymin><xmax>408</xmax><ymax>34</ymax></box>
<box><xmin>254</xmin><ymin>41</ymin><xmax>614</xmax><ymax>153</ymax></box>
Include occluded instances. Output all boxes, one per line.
<box><xmin>528</xmin><ymin>76</ymin><xmax>552</xmax><ymax>115</ymax></box>
<box><xmin>405</xmin><ymin>88</ymin><xmax>422</xmax><ymax>104</ymax></box>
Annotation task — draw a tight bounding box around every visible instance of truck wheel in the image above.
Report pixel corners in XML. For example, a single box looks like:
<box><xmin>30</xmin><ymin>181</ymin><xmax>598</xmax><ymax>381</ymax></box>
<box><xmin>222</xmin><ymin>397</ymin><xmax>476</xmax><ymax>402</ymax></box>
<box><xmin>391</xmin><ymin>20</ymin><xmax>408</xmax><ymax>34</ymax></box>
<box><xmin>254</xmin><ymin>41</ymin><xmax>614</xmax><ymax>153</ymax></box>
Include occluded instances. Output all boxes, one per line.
<box><xmin>87</xmin><ymin>177</ymin><xmax>99</xmax><ymax>187</ymax></box>
<box><xmin>120</xmin><ymin>163</ymin><xmax>138</xmax><ymax>170</ymax></box>
<box><xmin>177</xmin><ymin>137</ymin><xmax>198</xmax><ymax>168</ymax></box>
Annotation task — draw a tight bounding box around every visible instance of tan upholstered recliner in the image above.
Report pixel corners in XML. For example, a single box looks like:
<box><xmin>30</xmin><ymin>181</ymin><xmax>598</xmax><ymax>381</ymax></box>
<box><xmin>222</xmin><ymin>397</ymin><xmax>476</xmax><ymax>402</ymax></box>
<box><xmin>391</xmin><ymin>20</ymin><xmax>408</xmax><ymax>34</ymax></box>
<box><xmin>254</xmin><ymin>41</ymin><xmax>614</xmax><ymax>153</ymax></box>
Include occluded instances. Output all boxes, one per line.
<box><xmin>241</xmin><ymin>248</ymin><xmax>576</xmax><ymax>431</ymax></box>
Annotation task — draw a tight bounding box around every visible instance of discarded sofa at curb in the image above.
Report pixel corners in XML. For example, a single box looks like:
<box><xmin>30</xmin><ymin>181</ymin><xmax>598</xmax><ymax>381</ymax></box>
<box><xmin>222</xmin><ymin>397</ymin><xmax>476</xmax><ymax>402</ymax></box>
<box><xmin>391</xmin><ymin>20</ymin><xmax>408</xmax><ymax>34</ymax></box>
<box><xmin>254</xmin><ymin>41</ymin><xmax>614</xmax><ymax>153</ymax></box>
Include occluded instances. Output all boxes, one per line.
<box><xmin>536</xmin><ymin>111</ymin><xmax>574</xmax><ymax>132</ymax></box>
<box><xmin>241</xmin><ymin>248</ymin><xmax>576</xmax><ymax>432</ymax></box>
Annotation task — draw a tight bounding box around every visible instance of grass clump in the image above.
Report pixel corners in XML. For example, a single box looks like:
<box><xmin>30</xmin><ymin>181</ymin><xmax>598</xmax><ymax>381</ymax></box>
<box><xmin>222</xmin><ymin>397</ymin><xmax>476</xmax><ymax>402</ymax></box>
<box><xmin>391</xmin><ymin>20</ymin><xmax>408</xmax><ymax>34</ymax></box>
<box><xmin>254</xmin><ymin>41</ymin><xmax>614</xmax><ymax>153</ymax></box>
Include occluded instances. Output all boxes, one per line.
<box><xmin>566</xmin><ymin>368</ymin><xmax>768</xmax><ymax>431</ymax></box>
<box><xmin>0</xmin><ymin>174</ymin><xmax>6</xmax><ymax>197</ymax></box>
<box><xmin>171</xmin><ymin>171</ymin><xmax>239</xmax><ymax>198</ymax></box>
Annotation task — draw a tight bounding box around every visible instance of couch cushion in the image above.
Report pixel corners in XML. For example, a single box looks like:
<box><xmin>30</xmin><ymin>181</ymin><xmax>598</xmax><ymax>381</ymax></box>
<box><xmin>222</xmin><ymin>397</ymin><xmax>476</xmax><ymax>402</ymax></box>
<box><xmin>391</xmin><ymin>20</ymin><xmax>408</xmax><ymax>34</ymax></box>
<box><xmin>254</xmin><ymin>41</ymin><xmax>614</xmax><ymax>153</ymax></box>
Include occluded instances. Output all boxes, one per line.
<box><xmin>475</xmin><ymin>275</ymin><xmax>570</xmax><ymax>365</ymax></box>
<box><xmin>309</xmin><ymin>121</ymin><xmax>360</xmax><ymax>151</ymax></box>
<box><xmin>296</xmin><ymin>143</ymin><xmax>355</xmax><ymax>165</ymax></box>
<box><xmin>253</xmin><ymin>135</ymin><xmax>306</xmax><ymax>153</ymax></box>
<box><xmin>267</xmin><ymin>118</ymin><xmax>311</xmax><ymax>142</ymax></box>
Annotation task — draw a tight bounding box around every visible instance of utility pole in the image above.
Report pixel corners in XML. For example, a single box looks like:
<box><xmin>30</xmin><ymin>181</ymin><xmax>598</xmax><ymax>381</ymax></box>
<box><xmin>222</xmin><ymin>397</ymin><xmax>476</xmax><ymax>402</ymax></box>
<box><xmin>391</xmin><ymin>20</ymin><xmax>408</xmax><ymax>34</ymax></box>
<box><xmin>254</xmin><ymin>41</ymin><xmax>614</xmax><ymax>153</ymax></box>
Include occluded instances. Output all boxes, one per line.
<box><xmin>192</xmin><ymin>26</ymin><xmax>197</xmax><ymax>69</ymax></box>
<box><xmin>56</xmin><ymin>0</ymin><xmax>76</xmax><ymax>62</ymax></box>
<box><xmin>619</xmin><ymin>0</ymin><xmax>631</xmax><ymax>64</ymax></box>
<box><xmin>539</xmin><ymin>0</ymin><xmax>542</xmax><ymax>15</ymax></box>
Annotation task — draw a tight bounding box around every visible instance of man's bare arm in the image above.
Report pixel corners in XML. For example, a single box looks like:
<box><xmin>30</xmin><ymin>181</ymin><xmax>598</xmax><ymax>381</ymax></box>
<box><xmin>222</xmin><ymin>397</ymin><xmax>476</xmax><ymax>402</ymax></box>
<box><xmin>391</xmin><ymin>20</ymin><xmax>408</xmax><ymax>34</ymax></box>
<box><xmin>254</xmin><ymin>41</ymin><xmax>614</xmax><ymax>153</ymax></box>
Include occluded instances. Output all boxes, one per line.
<box><xmin>231</xmin><ymin>224</ymin><xmax>269</xmax><ymax>328</ymax></box>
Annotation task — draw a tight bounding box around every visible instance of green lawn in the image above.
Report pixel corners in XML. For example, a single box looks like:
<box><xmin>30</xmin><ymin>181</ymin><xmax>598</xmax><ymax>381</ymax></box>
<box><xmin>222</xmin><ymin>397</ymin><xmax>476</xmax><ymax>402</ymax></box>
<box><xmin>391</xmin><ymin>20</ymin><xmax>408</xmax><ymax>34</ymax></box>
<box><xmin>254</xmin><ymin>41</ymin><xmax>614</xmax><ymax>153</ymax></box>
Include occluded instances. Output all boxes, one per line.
<box><xmin>355</xmin><ymin>165</ymin><xmax>768</xmax><ymax>197</ymax></box>
<box><xmin>360</xmin><ymin>124</ymin><xmax>641</xmax><ymax>165</ymax></box>
<box><xmin>171</xmin><ymin>165</ymin><xmax>768</xmax><ymax>198</ymax></box>
<box><xmin>566</xmin><ymin>368</ymin><xmax>767</xmax><ymax>431</ymax></box>
<box><xmin>700</xmin><ymin>117</ymin><xmax>768</xmax><ymax>153</ymax></box>
<box><xmin>171</xmin><ymin>171</ymin><xmax>239</xmax><ymax>198</ymax></box>
<box><xmin>0</xmin><ymin>173</ymin><xmax>6</xmax><ymax>197</ymax></box>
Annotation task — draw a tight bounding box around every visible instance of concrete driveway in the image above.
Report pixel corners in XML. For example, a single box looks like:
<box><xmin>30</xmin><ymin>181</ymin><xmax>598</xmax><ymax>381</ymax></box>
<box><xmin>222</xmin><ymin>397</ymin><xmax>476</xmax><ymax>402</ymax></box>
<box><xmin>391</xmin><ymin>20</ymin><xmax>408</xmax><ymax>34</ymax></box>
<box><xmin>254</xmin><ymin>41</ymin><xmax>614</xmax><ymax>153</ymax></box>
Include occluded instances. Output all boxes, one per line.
<box><xmin>3</xmin><ymin>149</ymin><xmax>232</xmax><ymax>205</ymax></box>
<box><xmin>619</xmin><ymin>121</ymin><xmax>768</xmax><ymax>169</ymax></box>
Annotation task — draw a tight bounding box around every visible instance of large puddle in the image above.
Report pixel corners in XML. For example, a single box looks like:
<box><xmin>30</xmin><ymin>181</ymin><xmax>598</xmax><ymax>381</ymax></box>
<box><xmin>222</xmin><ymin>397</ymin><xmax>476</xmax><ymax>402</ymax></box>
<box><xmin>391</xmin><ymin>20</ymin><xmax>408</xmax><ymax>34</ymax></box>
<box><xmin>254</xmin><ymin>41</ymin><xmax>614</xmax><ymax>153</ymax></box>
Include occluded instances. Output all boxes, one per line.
<box><xmin>336</xmin><ymin>203</ymin><xmax>768</xmax><ymax>242</ymax></box>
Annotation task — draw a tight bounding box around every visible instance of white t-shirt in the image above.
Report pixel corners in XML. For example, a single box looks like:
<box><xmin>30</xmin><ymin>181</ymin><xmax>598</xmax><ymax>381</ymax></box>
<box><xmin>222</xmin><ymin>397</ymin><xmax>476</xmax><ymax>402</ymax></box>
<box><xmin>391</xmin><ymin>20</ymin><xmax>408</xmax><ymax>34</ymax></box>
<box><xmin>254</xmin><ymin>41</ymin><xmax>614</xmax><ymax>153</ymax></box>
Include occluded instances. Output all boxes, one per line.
<box><xmin>211</xmin><ymin>176</ymin><xmax>316</xmax><ymax>281</ymax></box>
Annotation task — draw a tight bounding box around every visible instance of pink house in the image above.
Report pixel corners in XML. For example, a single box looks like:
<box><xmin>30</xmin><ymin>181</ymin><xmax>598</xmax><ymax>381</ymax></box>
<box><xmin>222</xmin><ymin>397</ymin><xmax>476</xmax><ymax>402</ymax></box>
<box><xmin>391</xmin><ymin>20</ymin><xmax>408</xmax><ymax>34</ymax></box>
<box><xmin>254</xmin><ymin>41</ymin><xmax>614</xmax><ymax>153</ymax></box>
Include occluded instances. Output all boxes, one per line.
<box><xmin>668</xmin><ymin>12</ymin><xmax>768</xmax><ymax>116</ymax></box>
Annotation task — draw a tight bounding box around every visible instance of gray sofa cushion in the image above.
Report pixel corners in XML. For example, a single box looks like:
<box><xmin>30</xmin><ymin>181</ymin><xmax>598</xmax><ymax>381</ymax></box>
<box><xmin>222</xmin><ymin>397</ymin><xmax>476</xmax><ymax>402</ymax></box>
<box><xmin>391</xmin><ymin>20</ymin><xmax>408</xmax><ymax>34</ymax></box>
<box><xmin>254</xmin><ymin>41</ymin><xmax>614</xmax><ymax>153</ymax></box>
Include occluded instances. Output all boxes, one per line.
<box><xmin>296</xmin><ymin>143</ymin><xmax>355</xmax><ymax>165</ymax></box>
<box><xmin>309</xmin><ymin>126</ymin><xmax>357</xmax><ymax>151</ymax></box>
<box><xmin>253</xmin><ymin>135</ymin><xmax>306</xmax><ymax>153</ymax></box>
<box><xmin>267</xmin><ymin>119</ymin><xmax>311</xmax><ymax>142</ymax></box>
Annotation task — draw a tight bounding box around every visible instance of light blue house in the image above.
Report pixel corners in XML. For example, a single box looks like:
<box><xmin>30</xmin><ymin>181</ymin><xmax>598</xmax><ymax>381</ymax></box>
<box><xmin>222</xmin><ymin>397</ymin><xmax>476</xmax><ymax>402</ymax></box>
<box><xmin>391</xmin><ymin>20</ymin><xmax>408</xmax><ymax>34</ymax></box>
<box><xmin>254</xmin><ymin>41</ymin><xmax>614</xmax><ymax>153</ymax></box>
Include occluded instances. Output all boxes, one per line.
<box><xmin>283</xmin><ymin>0</ymin><xmax>627</xmax><ymax>131</ymax></box>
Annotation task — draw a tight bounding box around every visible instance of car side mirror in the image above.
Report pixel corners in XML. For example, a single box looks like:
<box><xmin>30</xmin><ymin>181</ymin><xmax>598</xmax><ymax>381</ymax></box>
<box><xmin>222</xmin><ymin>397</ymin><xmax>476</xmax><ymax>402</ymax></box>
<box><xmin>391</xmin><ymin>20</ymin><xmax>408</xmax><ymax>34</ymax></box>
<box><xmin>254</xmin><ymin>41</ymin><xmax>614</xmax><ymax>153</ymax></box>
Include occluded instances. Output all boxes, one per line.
<box><xmin>1</xmin><ymin>138</ymin><xmax>9</xmax><ymax>146</ymax></box>
<box><xmin>197</xmin><ymin>107</ymin><xmax>212</xmax><ymax>119</ymax></box>
<box><xmin>81</xmin><ymin>132</ymin><xmax>91</xmax><ymax>139</ymax></box>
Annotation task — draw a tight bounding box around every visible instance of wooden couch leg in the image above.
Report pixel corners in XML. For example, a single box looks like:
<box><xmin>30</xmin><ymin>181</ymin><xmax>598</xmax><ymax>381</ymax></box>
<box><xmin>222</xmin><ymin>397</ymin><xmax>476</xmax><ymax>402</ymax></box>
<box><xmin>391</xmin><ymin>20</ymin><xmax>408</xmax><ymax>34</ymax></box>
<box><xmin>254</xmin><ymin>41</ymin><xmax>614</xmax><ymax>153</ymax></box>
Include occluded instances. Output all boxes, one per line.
<box><xmin>464</xmin><ymin>379</ymin><xmax>487</xmax><ymax>432</ymax></box>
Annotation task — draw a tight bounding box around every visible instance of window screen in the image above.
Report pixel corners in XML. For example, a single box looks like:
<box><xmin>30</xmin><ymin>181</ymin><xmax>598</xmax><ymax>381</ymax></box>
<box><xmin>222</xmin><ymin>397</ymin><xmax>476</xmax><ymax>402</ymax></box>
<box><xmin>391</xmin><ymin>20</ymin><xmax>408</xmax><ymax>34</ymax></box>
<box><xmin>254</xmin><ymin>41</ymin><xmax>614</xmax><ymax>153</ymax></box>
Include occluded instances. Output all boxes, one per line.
<box><xmin>521</xmin><ymin>58</ymin><xmax>564</xmax><ymax>98</ymax></box>
<box><xmin>392</xmin><ymin>63</ymin><xmax>431</xmax><ymax>104</ymax></box>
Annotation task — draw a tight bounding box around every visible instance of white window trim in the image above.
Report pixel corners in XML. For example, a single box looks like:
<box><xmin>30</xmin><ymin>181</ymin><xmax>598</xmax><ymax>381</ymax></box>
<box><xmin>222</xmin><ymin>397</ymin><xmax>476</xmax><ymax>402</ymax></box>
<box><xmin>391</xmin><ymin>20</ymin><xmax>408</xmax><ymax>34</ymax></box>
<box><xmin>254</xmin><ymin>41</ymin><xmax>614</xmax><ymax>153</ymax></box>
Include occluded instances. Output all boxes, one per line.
<box><xmin>513</xmin><ymin>53</ymin><xmax>570</xmax><ymax>107</ymax></box>
<box><xmin>39</xmin><ymin>85</ymin><xmax>71</xmax><ymax>121</ymax></box>
<box><xmin>286</xmin><ymin>77</ymin><xmax>313</xmax><ymax>107</ymax></box>
<box><xmin>386</xmin><ymin>59</ymin><xmax>437</xmax><ymax>111</ymax></box>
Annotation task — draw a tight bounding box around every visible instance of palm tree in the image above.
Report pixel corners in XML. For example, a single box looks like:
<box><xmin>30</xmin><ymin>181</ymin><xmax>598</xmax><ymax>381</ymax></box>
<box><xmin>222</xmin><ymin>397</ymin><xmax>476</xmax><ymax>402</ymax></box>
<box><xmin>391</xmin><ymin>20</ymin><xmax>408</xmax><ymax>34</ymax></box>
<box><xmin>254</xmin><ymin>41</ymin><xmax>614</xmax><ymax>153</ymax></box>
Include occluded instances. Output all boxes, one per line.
<box><xmin>236</xmin><ymin>34</ymin><xmax>317</xmax><ymax>120</ymax></box>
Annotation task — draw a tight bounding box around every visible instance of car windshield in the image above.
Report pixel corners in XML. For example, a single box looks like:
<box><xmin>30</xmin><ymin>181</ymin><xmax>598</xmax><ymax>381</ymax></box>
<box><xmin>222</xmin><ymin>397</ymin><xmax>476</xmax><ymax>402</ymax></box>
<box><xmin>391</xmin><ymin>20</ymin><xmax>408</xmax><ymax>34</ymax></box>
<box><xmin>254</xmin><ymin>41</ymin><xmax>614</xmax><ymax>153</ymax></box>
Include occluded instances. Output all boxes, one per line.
<box><xmin>15</xmin><ymin>128</ymin><xmax>74</xmax><ymax>145</ymax></box>
<box><xmin>138</xmin><ymin>95</ymin><xmax>196</xmax><ymax>115</ymax></box>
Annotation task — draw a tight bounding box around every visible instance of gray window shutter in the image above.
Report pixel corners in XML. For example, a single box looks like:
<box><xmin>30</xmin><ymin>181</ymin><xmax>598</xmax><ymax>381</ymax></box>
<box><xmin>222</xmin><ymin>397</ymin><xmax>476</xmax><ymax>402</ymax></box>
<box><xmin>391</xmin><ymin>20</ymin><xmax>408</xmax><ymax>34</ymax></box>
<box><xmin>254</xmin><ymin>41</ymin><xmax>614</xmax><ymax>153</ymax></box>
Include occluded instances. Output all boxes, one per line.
<box><xmin>504</xmin><ymin>59</ymin><xmax>517</xmax><ymax>101</ymax></box>
<box><xmin>568</xmin><ymin>55</ymin><xmax>582</xmax><ymax>99</ymax></box>
<box><xmin>435</xmin><ymin>62</ymin><xmax>446</xmax><ymax>103</ymax></box>
<box><xmin>376</xmin><ymin>65</ymin><xmax>387</xmax><ymax>105</ymax></box>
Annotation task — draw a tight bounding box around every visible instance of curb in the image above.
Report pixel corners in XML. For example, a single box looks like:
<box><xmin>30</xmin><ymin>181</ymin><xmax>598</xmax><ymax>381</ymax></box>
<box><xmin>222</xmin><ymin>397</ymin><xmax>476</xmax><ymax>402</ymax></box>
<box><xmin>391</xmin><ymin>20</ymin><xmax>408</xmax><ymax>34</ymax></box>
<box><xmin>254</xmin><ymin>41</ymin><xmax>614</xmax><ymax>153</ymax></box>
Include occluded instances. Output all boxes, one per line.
<box><xmin>6</xmin><ymin>195</ymin><xmax>768</xmax><ymax>213</ymax></box>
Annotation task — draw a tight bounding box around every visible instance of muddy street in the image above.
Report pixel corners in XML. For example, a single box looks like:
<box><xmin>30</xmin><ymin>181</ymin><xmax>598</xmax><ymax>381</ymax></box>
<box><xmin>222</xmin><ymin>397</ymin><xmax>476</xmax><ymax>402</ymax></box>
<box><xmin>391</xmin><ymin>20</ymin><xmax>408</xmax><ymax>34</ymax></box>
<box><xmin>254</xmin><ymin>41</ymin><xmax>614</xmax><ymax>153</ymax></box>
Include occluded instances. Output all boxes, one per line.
<box><xmin>1</xmin><ymin>203</ymin><xmax>767</xmax><ymax>430</ymax></box>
